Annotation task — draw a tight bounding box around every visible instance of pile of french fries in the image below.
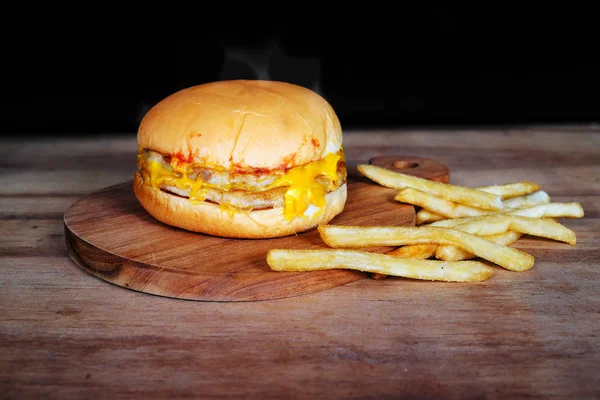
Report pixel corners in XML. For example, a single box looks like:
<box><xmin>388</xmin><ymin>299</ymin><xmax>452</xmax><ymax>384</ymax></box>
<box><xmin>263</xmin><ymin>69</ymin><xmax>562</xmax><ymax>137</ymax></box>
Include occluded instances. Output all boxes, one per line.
<box><xmin>267</xmin><ymin>164</ymin><xmax>584</xmax><ymax>283</ymax></box>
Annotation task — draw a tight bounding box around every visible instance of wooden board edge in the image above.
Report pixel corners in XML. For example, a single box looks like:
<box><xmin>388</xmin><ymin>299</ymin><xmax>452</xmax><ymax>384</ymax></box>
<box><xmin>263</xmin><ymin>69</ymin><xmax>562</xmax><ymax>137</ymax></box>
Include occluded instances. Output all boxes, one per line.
<box><xmin>63</xmin><ymin>220</ymin><xmax>366</xmax><ymax>302</ymax></box>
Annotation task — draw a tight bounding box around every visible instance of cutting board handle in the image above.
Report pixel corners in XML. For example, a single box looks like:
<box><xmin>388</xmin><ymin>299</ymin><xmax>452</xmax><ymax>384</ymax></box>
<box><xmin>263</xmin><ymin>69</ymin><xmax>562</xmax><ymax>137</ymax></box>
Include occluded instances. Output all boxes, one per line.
<box><xmin>369</xmin><ymin>156</ymin><xmax>450</xmax><ymax>183</ymax></box>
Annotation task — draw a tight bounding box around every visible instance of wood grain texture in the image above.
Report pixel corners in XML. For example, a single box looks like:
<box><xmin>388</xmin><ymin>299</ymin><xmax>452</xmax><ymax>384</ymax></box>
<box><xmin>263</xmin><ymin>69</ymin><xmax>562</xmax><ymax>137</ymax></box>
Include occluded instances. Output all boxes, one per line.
<box><xmin>1</xmin><ymin>126</ymin><xmax>599</xmax><ymax>399</ymax></box>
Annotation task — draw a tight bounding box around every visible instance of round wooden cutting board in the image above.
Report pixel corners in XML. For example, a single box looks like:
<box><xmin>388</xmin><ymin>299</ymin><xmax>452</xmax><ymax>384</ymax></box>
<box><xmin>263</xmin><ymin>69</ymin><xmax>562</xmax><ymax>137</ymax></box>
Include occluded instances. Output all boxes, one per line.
<box><xmin>64</xmin><ymin>156</ymin><xmax>449</xmax><ymax>301</ymax></box>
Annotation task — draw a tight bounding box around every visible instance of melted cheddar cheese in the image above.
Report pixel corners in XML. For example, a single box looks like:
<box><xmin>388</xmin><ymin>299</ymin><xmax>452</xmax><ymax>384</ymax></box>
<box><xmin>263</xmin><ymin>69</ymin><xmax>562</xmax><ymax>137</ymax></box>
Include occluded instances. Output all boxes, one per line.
<box><xmin>138</xmin><ymin>149</ymin><xmax>343</xmax><ymax>220</ymax></box>
<box><xmin>270</xmin><ymin>152</ymin><xmax>341</xmax><ymax>220</ymax></box>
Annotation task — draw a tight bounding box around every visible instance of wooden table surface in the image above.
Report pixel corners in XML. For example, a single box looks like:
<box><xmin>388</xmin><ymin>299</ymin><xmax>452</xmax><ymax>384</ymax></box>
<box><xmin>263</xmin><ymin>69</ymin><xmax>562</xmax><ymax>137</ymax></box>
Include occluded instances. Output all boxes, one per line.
<box><xmin>1</xmin><ymin>126</ymin><xmax>599</xmax><ymax>399</ymax></box>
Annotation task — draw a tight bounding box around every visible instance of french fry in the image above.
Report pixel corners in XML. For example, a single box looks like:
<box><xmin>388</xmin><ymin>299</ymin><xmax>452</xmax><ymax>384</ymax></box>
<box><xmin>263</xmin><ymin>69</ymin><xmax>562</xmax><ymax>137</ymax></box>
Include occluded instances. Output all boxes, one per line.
<box><xmin>516</xmin><ymin>202</ymin><xmax>584</xmax><ymax>218</ymax></box>
<box><xmin>266</xmin><ymin>249</ymin><xmax>494</xmax><ymax>282</ymax></box>
<box><xmin>484</xmin><ymin>231</ymin><xmax>524</xmax><ymax>246</ymax></box>
<box><xmin>414</xmin><ymin>182</ymin><xmax>546</xmax><ymax>223</ymax></box>
<box><xmin>358</xmin><ymin>164</ymin><xmax>503</xmax><ymax>210</ymax></box>
<box><xmin>407</xmin><ymin>189</ymin><xmax>552</xmax><ymax>223</ymax></box>
<box><xmin>503</xmin><ymin>190</ymin><xmax>551</xmax><ymax>209</ymax></box>
<box><xmin>415</xmin><ymin>209</ymin><xmax>447</xmax><ymax>224</ymax></box>
<box><xmin>388</xmin><ymin>244</ymin><xmax>438</xmax><ymax>259</ymax></box>
<box><xmin>318</xmin><ymin>225</ymin><xmax>535</xmax><ymax>272</ymax></box>
<box><xmin>429</xmin><ymin>204</ymin><xmax>580</xmax><ymax>260</ymax></box>
<box><xmin>451</xmin><ymin>215</ymin><xmax>577</xmax><ymax>245</ymax></box>
<box><xmin>397</xmin><ymin>188</ymin><xmax>495</xmax><ymax>219</ymax></box>
<box><xmin>430</xmin><ymin>202</ymin><xmax>584</xmax><ymax>228</ymax></box>
<box><xmin>475</xmin><ymin>181</ymin><xmax>542</xmax><ymax>199</ymax></box>
<box><xmin>436</xmin><ymin>231</ymin><xmax>523</xmax><ymax>261</ymax></box>
<box><xmin>372</xmin><ymin>244</ymin><xmax>439</xmax><ymax>279</ymax></box>
<box><xmin>431</xmin><ymin>214</ymin><xmax>575</xmax><ymax>262</ymax></box>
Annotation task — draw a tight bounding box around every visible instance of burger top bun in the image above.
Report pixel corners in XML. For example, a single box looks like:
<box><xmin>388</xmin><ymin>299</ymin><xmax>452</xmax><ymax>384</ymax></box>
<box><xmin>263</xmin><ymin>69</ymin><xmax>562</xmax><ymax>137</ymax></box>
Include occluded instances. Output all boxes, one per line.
<box><xmin>137</xmin><ymin>79</ymin><xmax>343</xmax><ymax>171</ymax></box>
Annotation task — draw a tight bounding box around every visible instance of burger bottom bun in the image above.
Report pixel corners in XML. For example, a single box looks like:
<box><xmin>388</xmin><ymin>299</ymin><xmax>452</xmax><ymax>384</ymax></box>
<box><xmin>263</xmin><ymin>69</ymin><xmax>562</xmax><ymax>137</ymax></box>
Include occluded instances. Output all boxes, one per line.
<box><xmin>133</xmin><ymin>172</ymin><xmax>347</xmax><ymax>239</ymax></box>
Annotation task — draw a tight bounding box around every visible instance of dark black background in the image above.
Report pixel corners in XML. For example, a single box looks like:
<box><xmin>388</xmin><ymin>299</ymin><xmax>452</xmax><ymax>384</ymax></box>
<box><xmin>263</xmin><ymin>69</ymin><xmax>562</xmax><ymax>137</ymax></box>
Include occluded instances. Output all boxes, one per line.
<box><xmin>4</xmin><ymin>8</ymin><xmax>599</xmax><ymax>136</ymax></box>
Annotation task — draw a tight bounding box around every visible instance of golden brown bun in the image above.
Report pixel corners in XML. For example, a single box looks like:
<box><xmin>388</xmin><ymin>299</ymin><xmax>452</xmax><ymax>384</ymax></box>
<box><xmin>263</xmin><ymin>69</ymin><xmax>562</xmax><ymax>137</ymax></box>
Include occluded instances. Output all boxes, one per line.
<box><xmin>134</xmin><ymin>172</ymin><xmax>347</xmax><ymax>239</ymax></box>
<box><xmin>137</xmin><ymin>80</ymin><xmax>342</xmax><ymax>171</ymax></box>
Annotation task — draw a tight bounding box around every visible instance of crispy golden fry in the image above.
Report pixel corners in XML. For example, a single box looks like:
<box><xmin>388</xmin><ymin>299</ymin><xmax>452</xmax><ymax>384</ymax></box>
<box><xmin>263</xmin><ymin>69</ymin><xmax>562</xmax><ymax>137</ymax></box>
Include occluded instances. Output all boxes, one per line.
<box><xmin>482</xmin><ymin>231</ymin><xmax>524</xmax><ymax>246</ymax></box>
<box><xmin>318</xmin><ymin>225</ymin><xmax>535</xmax><ymax>272</ymax></box>
<box><xmin>397</xmin><ymin>188</ymin><xmax>495</xmax><ymax>219</ymax></box>
<box><xmin>372</xmin><ymin>244</ymin><xmax>439</xmax><ymax>279</ymax></box>
<box><xmin>436</xmin><ymin>231</ymin><xmax>523</xmax><ymax>261</ymax></box>
<box><xmin>502</xmin><ymin>190</ymin><xmax>551</xmax><ymax>209</ymax></box>
<box><xmin>266</xmin><ymin>249</ymin><xmax>494</xmax><ymax>282</ymax></box>
<box><xmin>408</xmin><ymin>190</ymin><xmax>552</xmax><ymax>223</ymax></box>
<box><xmin>358</xmin><ymin>164</ymin><xmax>503</xmax><ymax>210</ymax></box>
<box><xmin>475</xmin><ymin>181</ymin><xmax>542</xmax><ymax>199</ymax></box>
<box><xmin>415</xmin><ymin>183</ymin><xmax>548</xmax><ymax>223</ymax></box>
<box><xmin>449</xmin><ymin>215</ymin><xmax>576</xmax><ymax>245</ymax></box>
<box><xmin>430</xmin><ymin>197</ymin><xmax>581</xmax><ymax>251</ymax></box>
<box><xmin>429</xmin><ymin>203</ymin><xmax>584</xmax><ymax>232</ymax></box>
<box><xmin>430</xmin><ymin>202</ymin><xmax>584</xmax><ymax>228</ymax></box>
<box><xmin>507</xmin><ymin>201</ymin><xmax>584</xmax><ymax>218</ymax></box>
<box><xmin>428</xmin><ymin>204</ymin><xmax>579</xmax><ymax>260</ymax></box>
<box><xmin>388</xmin><ymin>244</ymin><xmax>438</xmax><ymax>259</ymax></box>
<box><xmin>415</xmin><ymin>209</ymin><xmax>447</xmax><ymax>224</ymax></box>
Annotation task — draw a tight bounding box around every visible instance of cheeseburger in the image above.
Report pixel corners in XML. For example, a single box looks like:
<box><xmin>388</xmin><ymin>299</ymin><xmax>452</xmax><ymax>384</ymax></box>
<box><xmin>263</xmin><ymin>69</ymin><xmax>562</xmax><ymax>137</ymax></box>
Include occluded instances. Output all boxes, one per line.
<box><xmin>134</xmin><ymin>79</ymin><xmax>347</xmax><ymax>238</ymax></box>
